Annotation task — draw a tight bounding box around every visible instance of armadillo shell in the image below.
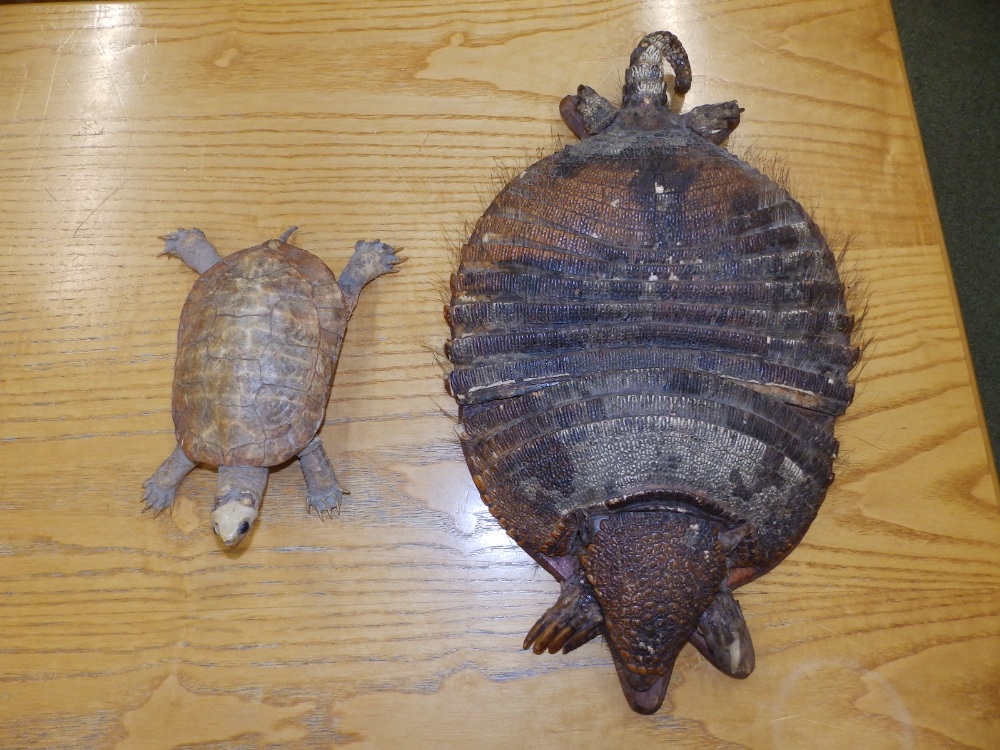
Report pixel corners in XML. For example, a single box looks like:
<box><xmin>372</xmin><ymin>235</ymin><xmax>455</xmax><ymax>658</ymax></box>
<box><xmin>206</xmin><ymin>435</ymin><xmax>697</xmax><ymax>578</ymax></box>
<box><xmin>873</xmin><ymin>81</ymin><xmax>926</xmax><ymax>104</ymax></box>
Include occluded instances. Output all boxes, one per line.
<box><xmin>448</xmin><ymin>126</ymin><xmax>857</xmax><ymax>572</ymax></box>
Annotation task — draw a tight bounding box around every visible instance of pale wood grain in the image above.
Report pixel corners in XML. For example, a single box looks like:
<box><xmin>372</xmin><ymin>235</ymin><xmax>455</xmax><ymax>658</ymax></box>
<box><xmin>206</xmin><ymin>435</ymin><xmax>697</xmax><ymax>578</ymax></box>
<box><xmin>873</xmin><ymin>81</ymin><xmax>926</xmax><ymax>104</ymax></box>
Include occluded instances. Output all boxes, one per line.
<box><xmin>1</xmin><ymin>1</ymin><xmax>997</xmax><ymax>748</ymax></box>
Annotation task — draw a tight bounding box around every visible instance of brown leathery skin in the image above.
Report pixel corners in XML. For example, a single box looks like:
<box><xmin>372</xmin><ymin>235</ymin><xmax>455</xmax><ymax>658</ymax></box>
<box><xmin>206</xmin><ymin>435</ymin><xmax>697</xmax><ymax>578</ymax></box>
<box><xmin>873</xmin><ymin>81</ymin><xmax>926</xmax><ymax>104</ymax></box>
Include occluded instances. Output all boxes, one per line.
<box><xmin>174</xmin><ymin>241</ymin><xmax>346</xmax><ymax>466</ymax></box>
<box><xmin>446</xmin><ymin>30</ymin><xmax>857</xmax><ymax>713</ymax></box>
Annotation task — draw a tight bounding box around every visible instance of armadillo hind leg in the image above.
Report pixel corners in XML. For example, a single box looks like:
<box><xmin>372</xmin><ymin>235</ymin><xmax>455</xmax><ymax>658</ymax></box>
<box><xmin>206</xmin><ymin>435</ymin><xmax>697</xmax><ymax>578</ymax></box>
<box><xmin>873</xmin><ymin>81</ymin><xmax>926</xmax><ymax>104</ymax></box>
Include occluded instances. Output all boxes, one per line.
<box><xmin>142</xmin><ymin>444</ymin><xmax>196</xmax><ymax>515</ymax></box>
<box><xmin>336</xmin><ymin>240</ymin><xmax>402</xmax><ymax>309</ymax></box>
<box><xmin>298</xmin><ymin>436</ymin><xmax>347</xmax><ymax>518</ymax></box>
<box><xmin>559</xmin><ymin>85</ymin><xmax>619</xmax><ymax>139</ymax></box>
<box><xmin>159</xmin><ymin>228</ymin><xmax>223</xmax><ymax>275</ymax></box>
<box><xmin>679</xmin><ymin>101</ymin><xmax>743</xmax><ymax>144</ymax></box>
<box><xmin>523</xmin><ymin>570</ymin><xmax>604</xmax><ymax>655</ymax></box>
<box><xmin>687</xmin><ymin>589</ymin><xmax>755</xmax><ymax>678</ymax></box>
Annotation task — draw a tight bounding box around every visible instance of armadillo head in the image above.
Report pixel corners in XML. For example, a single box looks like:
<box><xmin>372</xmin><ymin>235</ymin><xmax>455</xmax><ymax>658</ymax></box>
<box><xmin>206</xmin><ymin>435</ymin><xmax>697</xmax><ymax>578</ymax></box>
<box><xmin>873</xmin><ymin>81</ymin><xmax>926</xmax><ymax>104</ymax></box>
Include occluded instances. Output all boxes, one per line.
<box><xmin>580</xmin><ymin>508</ymin><xmax>729</xmax><ymax>714</ymax></box>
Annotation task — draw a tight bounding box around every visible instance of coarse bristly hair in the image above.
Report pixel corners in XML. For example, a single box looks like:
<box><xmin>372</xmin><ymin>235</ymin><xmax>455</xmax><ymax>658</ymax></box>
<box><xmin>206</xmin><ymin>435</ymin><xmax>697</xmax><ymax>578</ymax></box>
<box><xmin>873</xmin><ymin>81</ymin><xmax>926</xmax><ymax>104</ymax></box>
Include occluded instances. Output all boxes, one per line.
<box><xmin>732</xmin><ymin>138</ymin><xmax>871</xmax><ymax>361</ymax></box>
<box><xmin>434</xmin><ymin>101</ymin><xmax>872</xmax><ymax>465</ymax></box>
<box><xmin>429</xmin><ymin>46</ymin><xmax>874</xmax><ymax>716</ymax></box>
<box><xmin>430</xmin><ymin>136</ymin><xmax>569</xmax><ymax>377</ymax></box>
<box><xmin>439</xmin><ymin>132</ymin><xmax>870</xmax><ymax>339</ymax></box>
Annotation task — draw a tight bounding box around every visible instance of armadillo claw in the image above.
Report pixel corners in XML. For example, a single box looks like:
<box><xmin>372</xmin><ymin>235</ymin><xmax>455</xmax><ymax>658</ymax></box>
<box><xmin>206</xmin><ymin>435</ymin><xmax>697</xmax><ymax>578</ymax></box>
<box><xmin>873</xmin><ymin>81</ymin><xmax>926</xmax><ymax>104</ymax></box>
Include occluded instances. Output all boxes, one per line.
<box><xmin>523</xmin><ymin>572</ymin><xmax>603</xmax><ymax>654</ymax></box>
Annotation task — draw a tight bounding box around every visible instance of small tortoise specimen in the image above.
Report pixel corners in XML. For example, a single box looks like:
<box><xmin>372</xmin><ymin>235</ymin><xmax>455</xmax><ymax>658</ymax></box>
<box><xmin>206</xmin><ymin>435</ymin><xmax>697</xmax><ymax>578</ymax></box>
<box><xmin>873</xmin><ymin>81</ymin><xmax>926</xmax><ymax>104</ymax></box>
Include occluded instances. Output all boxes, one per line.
<box><xmin>144</xmin><ymin>227</ymin><xmax>400</xmax><ymax>547</ymax></box>
<box><xmin>446</xmin><ymin>32</ymin><xmax>858</xmax><ymax>713</ymax></box>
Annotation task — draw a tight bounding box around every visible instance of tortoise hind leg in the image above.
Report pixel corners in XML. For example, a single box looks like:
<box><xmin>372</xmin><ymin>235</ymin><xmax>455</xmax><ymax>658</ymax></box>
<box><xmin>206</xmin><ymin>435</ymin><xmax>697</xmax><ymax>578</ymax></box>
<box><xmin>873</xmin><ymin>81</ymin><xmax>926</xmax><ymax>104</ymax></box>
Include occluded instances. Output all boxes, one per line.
<box><xmin>524</xmin><ymin>570</ymin><xmax>603</xmax><ymax>655</ymax></box>
<box><xmin>159</xmin><ymin>228</ymin><xmax>223</xmax><ymax>275</ymax></box>
<box><xmin>298</xmin><ymin>436</ymin><xmax>348</xmax><ymax>518</ymax></box>
<box><xmin>143</xmin><ymin>445</ymin><xmax>196</xmax><ymax>515</ymax></box>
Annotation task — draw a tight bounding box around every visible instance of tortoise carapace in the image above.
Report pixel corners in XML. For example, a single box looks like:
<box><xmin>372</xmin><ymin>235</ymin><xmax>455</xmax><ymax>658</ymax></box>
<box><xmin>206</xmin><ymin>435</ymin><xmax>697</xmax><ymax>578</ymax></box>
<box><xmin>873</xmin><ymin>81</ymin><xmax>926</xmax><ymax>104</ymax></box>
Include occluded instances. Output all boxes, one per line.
<box><xmin>445</xmin><ymin>31</ymin><xmax>858</xmax><ymax>713</ymax></box>
<box><xmin>145</xmin><ymin>227</ymin><xmax>400</xmax><ymax>547</ymax></box>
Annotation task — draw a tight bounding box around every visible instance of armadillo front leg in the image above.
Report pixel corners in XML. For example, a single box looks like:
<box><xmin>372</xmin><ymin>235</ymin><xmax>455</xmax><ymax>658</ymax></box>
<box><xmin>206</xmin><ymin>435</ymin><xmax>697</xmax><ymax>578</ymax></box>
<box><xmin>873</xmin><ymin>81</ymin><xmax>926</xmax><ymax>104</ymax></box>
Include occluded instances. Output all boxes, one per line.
<box><xmin>523</xmin><ymin>570</ymin><xmax>604</xmax><ymax>655</ymax></box>
<box><xmin>143</xmin><ymin>445</ymin><xmax>196</xmax><ymax>515</ymax></box>
<box><xmin>298</xmin><ymin>436</ymin><xmax>347</xmax><ymax>518</ymax></box>
<box><xmin>688</xmin><ymin>589</ymin><xmax>755</xmax><ymax>678</ymax></box>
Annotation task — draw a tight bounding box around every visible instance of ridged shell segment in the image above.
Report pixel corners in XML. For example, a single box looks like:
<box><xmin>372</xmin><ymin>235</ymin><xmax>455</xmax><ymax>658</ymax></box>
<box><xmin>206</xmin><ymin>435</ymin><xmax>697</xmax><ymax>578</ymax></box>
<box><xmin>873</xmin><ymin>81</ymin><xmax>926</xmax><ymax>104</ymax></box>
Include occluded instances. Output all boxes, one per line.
<box><xmin>448</xmin><ymin>132</ymin><xmax>857</xmax><ymax>565</ymax></box>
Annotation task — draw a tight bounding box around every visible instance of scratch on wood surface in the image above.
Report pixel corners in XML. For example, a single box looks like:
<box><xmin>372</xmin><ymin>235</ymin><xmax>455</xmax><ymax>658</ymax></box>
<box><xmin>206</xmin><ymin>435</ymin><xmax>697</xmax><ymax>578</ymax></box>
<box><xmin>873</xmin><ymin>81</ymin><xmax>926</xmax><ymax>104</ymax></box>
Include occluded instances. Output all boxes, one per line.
<box><xmin>21</xmin><ymin>56</ymin><xmax>59</xmax><ymax>187</ymax></box>
<box><xmin>74</xmin><ymin>180</ymin><xmax>127</xmax><ymax>236</ymax></box>
<box><xmin>1</xmin><ymin>64</ymin><xmax>29</xmax><ymax>151</ymax></box>
<box><xmin>0</xmin><ymin>4</ymin><xmax>996</xmax><ymax>747</ymax></box>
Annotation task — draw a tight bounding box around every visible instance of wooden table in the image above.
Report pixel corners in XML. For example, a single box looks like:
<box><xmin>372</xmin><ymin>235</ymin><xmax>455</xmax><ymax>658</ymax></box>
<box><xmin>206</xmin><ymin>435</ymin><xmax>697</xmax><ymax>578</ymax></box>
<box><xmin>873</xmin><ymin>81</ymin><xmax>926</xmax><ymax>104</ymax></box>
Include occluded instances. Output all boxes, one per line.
<box><xmin>2</xmin><ymin>2</ymin><xmax>997</xmax><ymax>748</ymax></box>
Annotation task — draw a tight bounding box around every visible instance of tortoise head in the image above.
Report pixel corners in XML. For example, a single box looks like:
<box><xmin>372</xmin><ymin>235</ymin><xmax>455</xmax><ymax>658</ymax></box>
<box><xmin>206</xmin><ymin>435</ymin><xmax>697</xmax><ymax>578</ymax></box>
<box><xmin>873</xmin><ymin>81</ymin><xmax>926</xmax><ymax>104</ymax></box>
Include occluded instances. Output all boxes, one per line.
<box><xmin>580</xmin><ymin>507</ymin><xmax>729</xmax><ymax>713</ymax></box>
<box><xmin>211</xmin><ymin>466</ymin><xmax>268</xmax><ymax>548</ymax></box>
<box><xmin>211</xmin><ymin>500</ymin><xmax>258</xmax><ymax>548</ymax></box>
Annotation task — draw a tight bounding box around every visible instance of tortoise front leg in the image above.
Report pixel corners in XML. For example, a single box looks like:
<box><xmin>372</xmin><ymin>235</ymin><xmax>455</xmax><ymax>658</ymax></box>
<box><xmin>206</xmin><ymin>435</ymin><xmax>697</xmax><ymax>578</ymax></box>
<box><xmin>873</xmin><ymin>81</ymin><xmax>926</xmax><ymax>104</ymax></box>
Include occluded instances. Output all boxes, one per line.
<box><xmin>336</xmin><ymin>240</ymin><xmax>402</xmax><ymax>311</ymax></box>
<box><xmin>143</xmin><ymin>445</ymin><xmax>196</xmax><ymax>515</ymax></box>
<box><xmin>298</xmin><ymin>436</ymin><xmax>348</xmax><ymax>518</ymax></box>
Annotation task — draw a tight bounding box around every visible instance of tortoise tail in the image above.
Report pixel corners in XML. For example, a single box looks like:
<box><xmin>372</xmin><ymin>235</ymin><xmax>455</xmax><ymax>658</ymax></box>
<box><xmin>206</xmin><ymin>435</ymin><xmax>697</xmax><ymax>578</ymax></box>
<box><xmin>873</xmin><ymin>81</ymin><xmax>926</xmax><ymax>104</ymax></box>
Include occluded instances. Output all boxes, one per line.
<box><xmin>623</xmin><ymin>30</ymin><xmax>692</xmax><ymax>106</ymax></box>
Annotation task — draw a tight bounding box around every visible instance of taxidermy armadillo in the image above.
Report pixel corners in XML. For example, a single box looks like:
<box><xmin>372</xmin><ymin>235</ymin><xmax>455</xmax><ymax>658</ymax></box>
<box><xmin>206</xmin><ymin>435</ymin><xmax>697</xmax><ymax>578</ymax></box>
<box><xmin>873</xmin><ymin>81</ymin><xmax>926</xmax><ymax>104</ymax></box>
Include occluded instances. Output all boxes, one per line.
<box><xmin>144</xmin><ymin>227</ymin><xmax>400</xmax><ymax>547</ymax></box>
<box><xmin>445</xmin><ymin>31</ymin><xmax>858</xmax><ymax>713</ymax></box>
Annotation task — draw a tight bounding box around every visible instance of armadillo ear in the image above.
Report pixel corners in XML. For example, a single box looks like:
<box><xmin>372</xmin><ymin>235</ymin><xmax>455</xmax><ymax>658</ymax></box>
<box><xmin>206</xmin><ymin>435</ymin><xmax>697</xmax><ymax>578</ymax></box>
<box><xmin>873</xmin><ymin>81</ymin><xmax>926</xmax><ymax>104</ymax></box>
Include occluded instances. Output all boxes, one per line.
<box><xmin>581</xmin><ymin>510</ymin><xmax>727</xmax><ymax>713</ymax></box>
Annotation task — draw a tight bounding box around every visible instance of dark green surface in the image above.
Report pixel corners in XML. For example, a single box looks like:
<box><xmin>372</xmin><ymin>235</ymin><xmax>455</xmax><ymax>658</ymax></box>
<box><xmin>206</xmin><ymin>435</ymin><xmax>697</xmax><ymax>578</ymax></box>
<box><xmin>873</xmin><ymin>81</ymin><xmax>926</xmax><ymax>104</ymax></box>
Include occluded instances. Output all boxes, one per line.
<box><xmin>891</xmin><ymin>0</ymin><xmax>1000</xmax><ymax>470</ymax></box>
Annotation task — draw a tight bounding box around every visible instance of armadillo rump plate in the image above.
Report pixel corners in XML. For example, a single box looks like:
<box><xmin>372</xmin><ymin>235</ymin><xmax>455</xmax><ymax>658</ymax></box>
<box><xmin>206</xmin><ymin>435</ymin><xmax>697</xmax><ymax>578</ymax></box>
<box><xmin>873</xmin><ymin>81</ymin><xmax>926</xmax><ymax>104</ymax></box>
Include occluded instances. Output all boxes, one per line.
<box><xmin>445</xmin><ymin>31</ymin><xmax>859</xmax><ymax>714</ymax></box>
